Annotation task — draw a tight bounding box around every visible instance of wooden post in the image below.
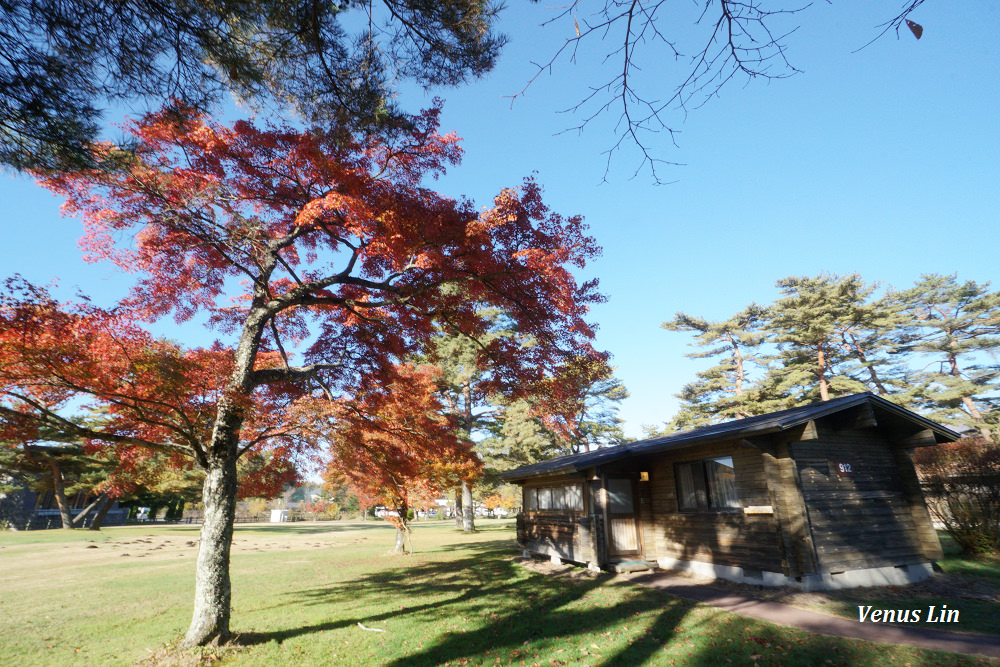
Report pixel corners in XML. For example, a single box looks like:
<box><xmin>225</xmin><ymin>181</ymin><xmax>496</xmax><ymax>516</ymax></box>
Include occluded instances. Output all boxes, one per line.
<box><xmin>891</xmin><ymin>444</ymin><xmax>943</xmax><ymax>561</ymax></box>
<box><xmin>763</xmin><ymin>442</ymin><xmax>819</xmax><ymax>577</ymax></box>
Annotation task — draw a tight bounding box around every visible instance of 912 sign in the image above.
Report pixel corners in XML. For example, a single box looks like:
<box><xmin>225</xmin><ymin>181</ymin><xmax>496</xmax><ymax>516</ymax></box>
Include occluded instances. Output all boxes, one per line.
<box><xmin>834</xmin><ymin>460</ymin><xmax>856</xmax><ymax>477</ymax></box>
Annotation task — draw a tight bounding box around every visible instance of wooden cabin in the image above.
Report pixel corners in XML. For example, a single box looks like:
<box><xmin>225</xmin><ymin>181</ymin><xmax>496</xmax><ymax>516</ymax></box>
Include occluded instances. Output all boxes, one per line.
<box><xmin>502</xmin><ymin>393</ymin><xmax>957</xmax><ymax>590</ymax></box>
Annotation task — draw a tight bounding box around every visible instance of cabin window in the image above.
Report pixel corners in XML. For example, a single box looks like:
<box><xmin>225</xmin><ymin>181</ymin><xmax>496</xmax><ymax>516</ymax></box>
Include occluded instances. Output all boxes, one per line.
<box><xmin>537</xmin><ymin>487</ymin><xmax>553</xmax><ymax>510</ymax></box>
<box><xmin>676</xmin><ymin>456</ymin><xmax>740</xmax><ymax>511</ymax></box>
<box><xmin>564</xmin><ymin>484</ymin><xmax>584</xmax><ymax>510</ymax></box>
<box><xmin>524</xmin><ymin>483</ymin><xmax>585</xmax><ymax>512</ymax></box>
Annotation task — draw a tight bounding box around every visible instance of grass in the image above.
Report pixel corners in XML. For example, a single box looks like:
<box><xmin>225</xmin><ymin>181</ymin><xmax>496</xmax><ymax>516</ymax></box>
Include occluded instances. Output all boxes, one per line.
<box><xmin>0</xmin><ymin>520</ymin><xmax>997</xmax><ymax>666</ymax></box>
<box><xmin>937</xmin><ymin>534</ymin><xmax>1000</xmax><ymax>583</ymax></box>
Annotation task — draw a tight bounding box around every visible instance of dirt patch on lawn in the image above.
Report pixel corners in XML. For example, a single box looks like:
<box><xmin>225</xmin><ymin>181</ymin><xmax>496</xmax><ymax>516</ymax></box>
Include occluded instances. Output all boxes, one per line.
<box><xmin>92</xmin><ymin>531</ymin><xmax>374</xmax><ymax>561</ymax></box>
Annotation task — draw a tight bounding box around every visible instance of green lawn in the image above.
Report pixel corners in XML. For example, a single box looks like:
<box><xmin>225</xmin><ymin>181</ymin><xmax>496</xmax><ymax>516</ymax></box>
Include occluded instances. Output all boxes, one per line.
<box><xmin>937</xmin><ymin>534</ymin><xmax>1000</xmax><ymax>583</ymax></box>
<box><xmin>0</xmin><ymin>520</ymin><xmax>996</xmax><ymax>666</ymax></box>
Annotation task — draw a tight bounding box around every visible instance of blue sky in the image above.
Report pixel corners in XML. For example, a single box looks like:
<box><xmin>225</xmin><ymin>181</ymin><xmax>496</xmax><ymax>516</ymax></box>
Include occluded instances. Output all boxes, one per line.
<box><xmin>1</xmin><ymin>1</ymin><xmax>998</xmax><ymax>438</ymax></box>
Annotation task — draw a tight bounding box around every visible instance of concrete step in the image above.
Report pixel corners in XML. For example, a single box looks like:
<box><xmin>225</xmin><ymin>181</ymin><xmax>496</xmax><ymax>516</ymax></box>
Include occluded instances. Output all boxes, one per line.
<box><xmin>612</xmin><ymin>560</ymin><xmax>659</xmax><ymax>573</ymax></box>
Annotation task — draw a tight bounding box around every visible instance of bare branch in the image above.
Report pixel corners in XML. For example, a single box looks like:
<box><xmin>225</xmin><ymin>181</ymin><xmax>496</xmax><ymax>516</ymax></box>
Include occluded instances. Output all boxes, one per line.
<box><xmin>511</xmin><ymin>1</ymin><xmax>815</xmax><ymax>183</ymax></box>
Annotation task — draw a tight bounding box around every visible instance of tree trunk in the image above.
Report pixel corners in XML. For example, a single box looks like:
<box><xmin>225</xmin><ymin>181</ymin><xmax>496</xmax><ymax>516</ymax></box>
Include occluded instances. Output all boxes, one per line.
<box><xmin>71</xmin><ymin>493</ymin><xmax>108</xmax><ymax>528</ymax></box>
<box><xmin>182</xmin><ymin>455</ymin><xmax>238</xmax><ymax>648</ymax></box>
<box><xmin>462</xmin><ymin>480</ymin><xmax>475</xmax><ymax>533</ymax></box>
<box><xmin>847</xmin><ymin>333</ymin><xmax>889</xmax><ymax>395</ymax></box>
<box><xmin>391</xmin><ymin>505</ymin><xmax>412</xmax><ymax>555</ymax></box>
<box><xmin>88</xmin><ymin>495</ymin><xmax>115</xmax><ymax>531</ymax></box>
<box><xmin>454</xmin><ymin>489</ymin><xmax>462</xmax><ymax>529</ymax></box>
<box><xmin>50</xmin><ymin>461</ymin><xmax>73</xmax><ymax>529</ymax></box>
<box><xmin>947</xmin><ymin>354</ymin><xmax>991</xmax><ymax>437</ymax></box>
<box><xmin>816</xmin><ymin>348</ymin><xmax>829</xmax><ymax>401</ymax></box>
<box><xmin>725</xmin><ymin>332</ymin><xmax>746</xmax><ymax>395</ymax></box>
<box><xmin>392</xmin><ymin>522</ymin><xmax>412</xmax><ymax>554</ymax></box>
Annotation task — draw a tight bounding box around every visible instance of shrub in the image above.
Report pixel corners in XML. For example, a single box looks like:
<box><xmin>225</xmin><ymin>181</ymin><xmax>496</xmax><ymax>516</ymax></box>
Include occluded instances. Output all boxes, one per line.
<box><xmin>913</xmin><ymin>436</ymin><xmax>1000</xmax><ymax>556</ymax></box>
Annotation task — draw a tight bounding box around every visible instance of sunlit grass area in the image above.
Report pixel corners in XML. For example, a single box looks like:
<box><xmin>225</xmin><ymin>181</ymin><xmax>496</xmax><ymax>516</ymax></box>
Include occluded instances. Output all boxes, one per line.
<box><xmin>0</xmin><ymin>520</ymin><xmax>996</xmax><ymax>666</ymax></box>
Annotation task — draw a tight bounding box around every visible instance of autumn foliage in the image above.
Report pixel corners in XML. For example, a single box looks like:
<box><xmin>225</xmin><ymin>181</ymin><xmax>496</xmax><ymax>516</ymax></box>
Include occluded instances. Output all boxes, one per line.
<box><xmin>0</xmin><ymin>101</ymin><xmax>602</xmax><ymax>645</ymax></box>
<box><xmin>913</xmin><ymin>436</ymin><xmax>1000</xmax><ymax>556</ymax></box>
<box><xmin>315</xmin><ymin>364</ymin><xmax>479</xmax><ymax>547</ymax></box>
<box><xmin>0</xmin><ymin>277</ymin><xmax>304</xmax><ymax>495</ymax></box>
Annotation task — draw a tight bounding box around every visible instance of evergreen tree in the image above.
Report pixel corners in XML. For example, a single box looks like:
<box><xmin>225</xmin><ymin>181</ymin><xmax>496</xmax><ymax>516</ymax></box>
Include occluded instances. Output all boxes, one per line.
<box><xmin>763</xmin><ymin>274</ymin><xmax>879</xmax><ymax>404</ymax></box>
<box><xmin>832</xmin><ymin>288</ymin><xmax>909</xmax><ymax>397</ymax></box>
<box><xmin>539</xmin><ymin>355</ymin><xmax>629</xmax><ymax>453</ymax></box>
<box><xmin>477</xmin><ymin>398</ymin><xmax>567</xmax><ymax>473</ymax></box>
<box><xmin>891</xmin><ymin>274</ymin><xmax>1000</xmax><ymax>434</ymax></box>
<box><xmin>569</xmin><ymin>361</ymin><xmax>629</xmax><ymax>453</ymax></box>
<box><xmin>1</xmin><ymin>0</ymin><xmax>505</xmax><ymax>171</ymax></box>
<box><xmin>421</xmin><ymin>311</ymin><xmax>510</xmax><ymax>532</ymax></box>
<box><xmin>661</xmin><ymin>304</ymin><xmax>770</xmax><ymax>429</ymax></box>
<box><xmin>0</xmin><ymin>441</ymin><xmax>113</xmax><ymax>529</ymax></box>
<box><xmin>661</xmin><ymin>273</ymin><xmax>911</xmax><ymax>427</ymax></box>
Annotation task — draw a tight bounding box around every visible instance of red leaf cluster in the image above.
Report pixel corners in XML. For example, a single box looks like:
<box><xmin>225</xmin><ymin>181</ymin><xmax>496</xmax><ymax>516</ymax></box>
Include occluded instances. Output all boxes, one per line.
<box><xmin>311</xmin><ymin>364</ymin><xmax>480</xmax><ymax>526</ymax></box>
<box><xmin>5</xmin><ymin>101</ymin><xmax>603</xmax><ymax>523</ymax></box>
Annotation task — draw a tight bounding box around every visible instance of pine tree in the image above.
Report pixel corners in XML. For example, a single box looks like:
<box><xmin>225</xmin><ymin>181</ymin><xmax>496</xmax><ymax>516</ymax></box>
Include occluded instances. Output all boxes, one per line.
<box><xmin>538</xmin><ymin>355</ymin><xmax>629</xmax><ymax>453</ymax></box>
<box><xmin>0</xmin><ymin>441</ymin><xmax>112</xmax><ymax>529</ymax></box>
<box><xmin>421</xmin><ymin>312</ymin><xmax>510</xmax><ymax>532</ymax></box>
<box><xmin>661</xmin><ymin>304</ymin><xmax>770</xmax><ymax>429</ymax></box>
<box><xmin>477</xmin><ymin>398</ymin><xmax>567</xmax><ymax>472</ymax></box>
<box><xmin>891</xmin><ymin>274</ymin><xmax>1000</xmax><ymax>434</ymax></box>
<box><xmin>1</xmin><ymin>0</ymin><xmax>505</xmax><ymax>171</ymax></box>
<box><xmin>570</xmin><ymin>361</ymin><xmax>629</xmax><ymax>452</ymax></box>
<box><xmin>763</xmin><ymin>274</ymin><xmax>881</xmax><ymax>404</ymax></box>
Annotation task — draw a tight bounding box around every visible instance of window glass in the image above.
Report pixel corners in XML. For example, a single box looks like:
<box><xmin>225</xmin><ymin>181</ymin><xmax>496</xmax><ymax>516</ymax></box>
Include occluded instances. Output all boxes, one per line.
<box><xmin>525</xmin><ymin>487</ymin><xmax>537</xmax><ymax>511</ymax></box>
<box><xmin>677</xmin><ymin>456</ymin><xmax>739</xmax><ymax>511</ymax></box>
<box><xmin>705</xmin><ymin>456</ymin><xmax>739</xmax><ymax>509</ymax></box>
<box><xmin>565</xmin><ymin>484</ymin><xmax>584</xmax><ymax>511</ymax></box>
<box><xmin>607</xmin><ymin>478</ymin><xmax>634</xmax><ymax>513</ymax></box>
<box><xmin>676</xmin><ymin>462</ymin><xmax>703</xmax><ymax>510</ymax></box>
<box><xmin>537</xmin><ymin>487</ymin><xmax>552</xmax><ymax>510</ymax></box>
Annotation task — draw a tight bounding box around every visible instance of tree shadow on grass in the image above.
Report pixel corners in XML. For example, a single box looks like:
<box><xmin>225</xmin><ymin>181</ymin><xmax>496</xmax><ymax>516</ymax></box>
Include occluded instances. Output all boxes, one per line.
<box><xmin>234</xmin><ymin>547</ymin><xmax>703</xmax><ymax>667</ymax></box>
<box><xmin>235</xmin><ymin>552</ymin><xmax>610</xmax><ymax>644</ymax></box>
<box><xmin>233</xmin><ymin>549</ymin><xmax>961</xmax><ymax>667</ymax></box>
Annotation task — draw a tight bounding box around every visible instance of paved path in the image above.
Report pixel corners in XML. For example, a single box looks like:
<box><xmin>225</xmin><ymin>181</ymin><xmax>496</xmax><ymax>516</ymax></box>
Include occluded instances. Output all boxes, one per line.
<box><xmin>629</xmin><ymin>572</ymin><xmax>1000</xmax><ymax>660</ymax></box>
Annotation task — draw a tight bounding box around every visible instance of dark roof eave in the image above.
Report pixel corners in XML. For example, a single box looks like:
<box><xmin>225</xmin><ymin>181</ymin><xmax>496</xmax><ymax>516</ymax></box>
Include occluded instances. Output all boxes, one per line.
<box><xmin>500</xmin><ymin>393</ymin><xmax>961</xmax><ymax>483</ymax></box>
<box><xmin>500</xmin><ymin>423</ymin><xmax>789</xmax><ymax>482</ymax></box>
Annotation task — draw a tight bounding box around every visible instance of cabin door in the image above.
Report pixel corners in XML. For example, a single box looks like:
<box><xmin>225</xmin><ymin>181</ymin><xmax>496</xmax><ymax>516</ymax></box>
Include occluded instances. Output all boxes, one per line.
<box><xmin>606</xmin><ymin>477</ymin><xmax>640</xmax><ymax>557</ymax></box>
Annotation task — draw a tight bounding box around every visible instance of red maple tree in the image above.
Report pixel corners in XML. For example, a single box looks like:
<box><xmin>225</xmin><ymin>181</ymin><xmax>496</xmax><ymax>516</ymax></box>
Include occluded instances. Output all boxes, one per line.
<box><xmin>316</xmin><ymin>363</ymin><xmax>480</xmax><ymax>554</ymax></box>
<box><xmin>0</xmin><ymin>102</ymin><xmax>602</xmax><ymax>646</ymax></box>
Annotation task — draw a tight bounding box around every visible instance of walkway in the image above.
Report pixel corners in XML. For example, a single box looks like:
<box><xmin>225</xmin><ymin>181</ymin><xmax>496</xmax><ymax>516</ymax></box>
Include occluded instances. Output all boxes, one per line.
<box><xmin>629</xmin><ymin>572</ymin><xmax>1000</xmax><ymax>660</ymax></box>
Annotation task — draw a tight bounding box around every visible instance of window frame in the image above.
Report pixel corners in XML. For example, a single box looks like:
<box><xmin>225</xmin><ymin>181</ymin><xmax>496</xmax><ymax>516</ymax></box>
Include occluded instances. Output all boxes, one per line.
<box><xmin>675</xmin><ymin>455</ymin><xmax>741</xmax><ymax>513</ymax></box>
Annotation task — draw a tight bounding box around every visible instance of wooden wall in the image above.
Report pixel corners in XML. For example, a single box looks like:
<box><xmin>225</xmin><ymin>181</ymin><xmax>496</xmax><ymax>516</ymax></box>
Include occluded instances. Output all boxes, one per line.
<box><xmin>644</xmin><ymin>441</ymin><xmax>785</xmax><ymax>574</ymax></box>
<box><xmin>790</xmin><ymin>423</ymin><xmax>936</xmax><ymax>573</ymax></box>
<box><xmin>518</xmin><ymin>473</ymin><xmax>596</xmax><ymax>563</ymax></box>
<box><xmin>518</xmin><ymin>511</ymin><xmax>594</xmax><ymax>563</ymax></box>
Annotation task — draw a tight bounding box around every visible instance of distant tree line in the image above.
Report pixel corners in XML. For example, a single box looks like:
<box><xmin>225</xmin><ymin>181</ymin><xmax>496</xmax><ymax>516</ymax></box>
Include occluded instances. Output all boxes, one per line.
<box><xmin>658</xmin><ymin>273</ymin><xmax>1000</xmax><ymax>436</ymax></box>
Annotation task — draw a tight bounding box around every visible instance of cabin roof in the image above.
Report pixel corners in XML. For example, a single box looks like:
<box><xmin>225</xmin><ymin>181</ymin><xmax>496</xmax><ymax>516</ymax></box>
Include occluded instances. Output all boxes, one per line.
<box><xmin>500</xmin><ymin>392</ymin><xmax>960</xmax><ymax>482</ymax></box>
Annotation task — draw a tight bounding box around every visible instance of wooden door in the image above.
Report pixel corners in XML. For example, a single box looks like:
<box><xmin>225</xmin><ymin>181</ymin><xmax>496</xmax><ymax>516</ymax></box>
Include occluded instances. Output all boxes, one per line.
<box><xmin>606</xmin><ymin>477</ymin><xmax>640</xmax><ymax>556</ymax></box>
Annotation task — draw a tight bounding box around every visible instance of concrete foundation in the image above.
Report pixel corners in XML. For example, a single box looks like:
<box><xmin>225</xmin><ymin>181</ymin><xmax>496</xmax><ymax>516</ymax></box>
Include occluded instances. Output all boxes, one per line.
<box><xmin>655</xmin><ymin>556</ymin><xmax>935</xmax><ymax>591</ymax></box>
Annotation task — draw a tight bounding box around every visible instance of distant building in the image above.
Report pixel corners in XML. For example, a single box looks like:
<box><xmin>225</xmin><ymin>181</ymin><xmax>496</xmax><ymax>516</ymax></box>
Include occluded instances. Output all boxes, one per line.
<box><xmin>0</xmin><ymin>480</ymin><xmax>125</xmax><ymax>530</ymax></box>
